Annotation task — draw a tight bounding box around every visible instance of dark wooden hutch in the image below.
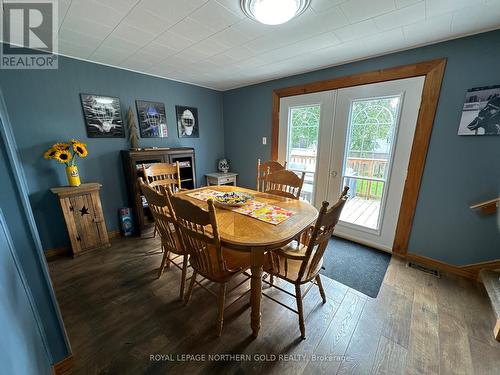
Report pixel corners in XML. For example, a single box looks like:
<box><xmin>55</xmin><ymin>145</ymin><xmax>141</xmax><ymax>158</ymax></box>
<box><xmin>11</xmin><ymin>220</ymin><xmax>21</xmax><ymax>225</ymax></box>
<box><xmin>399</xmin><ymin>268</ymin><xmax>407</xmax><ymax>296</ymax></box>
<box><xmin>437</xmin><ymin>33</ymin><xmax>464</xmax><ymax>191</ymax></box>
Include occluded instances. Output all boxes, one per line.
<box><xmin>121</xmin><ymin>148</ymin><xmax>196</xmax><ymax>235</ymax></box>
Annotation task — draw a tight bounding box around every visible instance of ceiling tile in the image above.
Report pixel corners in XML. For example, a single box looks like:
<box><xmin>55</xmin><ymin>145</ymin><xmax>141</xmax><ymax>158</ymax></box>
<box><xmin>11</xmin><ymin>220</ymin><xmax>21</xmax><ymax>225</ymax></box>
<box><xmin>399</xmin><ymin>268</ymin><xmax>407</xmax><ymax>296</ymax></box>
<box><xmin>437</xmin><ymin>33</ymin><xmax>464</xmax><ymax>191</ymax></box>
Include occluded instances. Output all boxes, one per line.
<box><xmin>169</xmin><ymin>17</ymin><xmax>216</xmax><ymax>43</ymax></box>
<box><xmin>231</xmin><ymin>19</ymin><xmax>276</xmax><ymax>40</ymax></box>
<box><xmin>395</xmin><ymin>0</ymin><xmax>423</xmax><ymax>8</ymax></box>
<box><xmin>244</xmin><ymin>35</ymin><xmax>284</xmax><ymax>54</ymax></box>
<box><xmin>215</xmin><ymin>0</ymin><xmax>245</xmax><ymax>16</ymax></box>
<box><xmin>403</xmin><ymin>14</ymin><xmax>453</xmax><ymax>45</ymax></box>
<box><xmin>139</xmin><ymin>42</ymin><xmax>178</xmax><ymax>60</ymax></box>
<box><xmin>174</xmin><ymin>47</ymin><xmax>211</xmax><ymax>64</ymax></box>
<box><xmin>223</xmin><ymin>45</ymin><xmax>255</xmax><ymax>61</ymax></box>
<box><xmin>340</xmin><ymin>0</ymin><xmax>396</xmax><ymax>23</ymax></box>
<box><xmin>310</xmin><ymin>6</ymin><xmax>350</xmax><ymax>32</ymax></box>
<box><xmin>426</xmin><ymin>0</ymin><xmax>487</xmax><ymax>17</ymax></box>
<box><xmin>334</xmin><ymin>19</ymin><xmax>379</xmax><ymax>42</ymax></box>
<box><xmin>110</xmin><ymin>23</ymin><xmax>156</xmax><ymax>45</ymax></box>
<box><xmin>65</xmin><ymin>0</ymin><xmax>128</xmax><ymax>28</ymax></box>
<box><xmin>374</xmin><ymin>2</ymin><xmax>426</xmax><ymax>31</ymax></box>
<box><xmin>99</xmin><ymin>35</ymin><xmax>142</xmax><ymax>52</ymax></box>
<box><xmin>189</xmin><ymin>1</ymin><xmax>242</xmax><ymax>32</ymax></box>
<box><xmin>58</xmin><ymin>29</ymin><xmax>102</xmax><ymax>51</ymax></box>
<box><xmin>363</xmin><ymin>28</ymin><xmax>406</xmax><ymax>54</ymax></box>
<box><xmin>311</xmin><ymin>0</ymin><xmax>346</xmax><ymax>12</ymax></box>
<box><xmin>154</xmin><ymin>31</ymin><xmax>196</xmax><ymax>51</ymax></box>
<box><xmin>60</xmin><ymin>15</ymin><xmax>114</xmax><ymax>40</ymax></box>
<box><xmin>451</xmin><ymin>2</ymin><xmax>500</xmax><ymax>34</ymax></box>
<box><xmin>138</xmin><ymin>0</ymin><xmax>208</xmax><ymax>23</ymax></box>
<box><xmin>96</xmin><ymin>0</ymin><xmax>140</xmax><ymax>9</ymax></box>
<box><xmin>210</xmin><ymin>25</ymin><xmax>254</xmax><ymax>48</ymax></box>
<box><xmin>125</xmin><ymin>49</ymin><xmax>161</xmax><ymax>65</ymax></box>
<box><xmin>190</xmin><ymin>37</ymin><xmax>230</xmax><ymax>57</ymax></box>
<box><xmin>123</xmin><ymin>7</ymin><xmax>172</xmax><ymax>35</ymax></box>
<box><xmin>91</xmin><ymin>45</ymin><xmax>133</xmax><ymax>65</ymax></box>
<box><xmin>203</xmin><ymin>52</ymin><xmax>241</xmax><ymax>66</ymax></box>
<box><xmin>58</xmin><ymin>0</ymin><xmax>72</xmax><ymax>28</ymax></box>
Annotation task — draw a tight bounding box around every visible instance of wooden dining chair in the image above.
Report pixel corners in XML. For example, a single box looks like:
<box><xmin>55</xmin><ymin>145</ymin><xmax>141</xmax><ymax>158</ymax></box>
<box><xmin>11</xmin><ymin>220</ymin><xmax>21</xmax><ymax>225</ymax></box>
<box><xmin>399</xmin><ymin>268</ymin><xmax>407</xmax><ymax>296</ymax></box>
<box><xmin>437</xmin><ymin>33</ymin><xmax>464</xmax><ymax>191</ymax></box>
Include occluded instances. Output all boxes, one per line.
<box><xmin>263</xmin><ymin>186</ymin><xmax>349</xmax><ymax>339</ymax></box>
<box><xmin>170</xmin><ymin>195</ymin><xmax>252</xmax><ymax>336</ymax></box>
<box><xmin>138</xmin><ymin>178</ymin><xmax>190</xmax><ymax>299</ymax></box>
<box><xmin>256</xmin><ymin>159</ymin><xmax>287</xmax><ymax>192</ymax></box>
<box><xmin>142</xmin><ymin>162</ymin><xmax>182</xmax><ymax>237</ymax></box>
<box><xmin>143</xmin><ymin>162</ymin><xmax>182</xmax><ymax>193</ymax></box>
<box><xmin>264</xmin><ymin>169</ymin><xmax>306</xmax><ymax>200</ymax></box>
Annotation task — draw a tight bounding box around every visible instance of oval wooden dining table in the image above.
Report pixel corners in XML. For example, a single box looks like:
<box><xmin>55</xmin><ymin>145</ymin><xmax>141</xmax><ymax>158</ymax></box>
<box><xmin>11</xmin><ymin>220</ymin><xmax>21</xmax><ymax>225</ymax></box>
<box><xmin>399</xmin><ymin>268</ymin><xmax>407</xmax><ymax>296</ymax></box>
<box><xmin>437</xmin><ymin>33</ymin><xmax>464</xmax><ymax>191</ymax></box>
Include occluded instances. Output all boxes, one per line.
<box><xmin>176</xmin><ymin>185</ymin><xmax>318</xmax><ymax>337</ymax></box>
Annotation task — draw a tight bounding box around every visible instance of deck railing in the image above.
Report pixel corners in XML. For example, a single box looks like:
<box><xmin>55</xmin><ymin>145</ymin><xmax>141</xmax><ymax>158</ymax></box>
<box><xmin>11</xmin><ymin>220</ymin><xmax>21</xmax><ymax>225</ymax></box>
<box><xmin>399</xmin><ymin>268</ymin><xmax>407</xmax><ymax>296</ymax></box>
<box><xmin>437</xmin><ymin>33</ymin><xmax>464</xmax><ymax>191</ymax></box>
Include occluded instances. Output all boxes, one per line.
<box><xmin>289</xmin><ymin>149</ymin><xmax>389</xmax><ymax>201</ymax></box>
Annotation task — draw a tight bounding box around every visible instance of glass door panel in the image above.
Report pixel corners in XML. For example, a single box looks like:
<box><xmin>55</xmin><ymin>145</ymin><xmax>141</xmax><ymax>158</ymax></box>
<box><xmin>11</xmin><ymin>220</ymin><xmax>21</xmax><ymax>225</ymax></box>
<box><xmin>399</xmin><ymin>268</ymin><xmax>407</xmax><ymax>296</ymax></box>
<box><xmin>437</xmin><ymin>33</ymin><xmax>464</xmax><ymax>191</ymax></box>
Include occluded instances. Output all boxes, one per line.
<box><xmin>287</xmin><ymin>105</ymin><xmax>320</xmax><ymax>203</ymax></box>
<box><xmin>340</xmin><ymin>96</ymin><xmax>401</xmax><ymax>230</ymax></box>
<box><xmin>279</xmin><ymin>91</ymin><xmax>335</xmax><ymax>207</ymax></box>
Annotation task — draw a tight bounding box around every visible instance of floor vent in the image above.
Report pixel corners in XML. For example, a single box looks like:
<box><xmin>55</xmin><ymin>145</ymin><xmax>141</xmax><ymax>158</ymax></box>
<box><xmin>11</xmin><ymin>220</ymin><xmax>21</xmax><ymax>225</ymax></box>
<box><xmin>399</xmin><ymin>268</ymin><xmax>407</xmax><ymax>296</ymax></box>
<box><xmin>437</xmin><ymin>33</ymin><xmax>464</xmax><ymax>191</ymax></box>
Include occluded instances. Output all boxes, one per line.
<box><xmin>407</xmin><ymin>262</ymin><xmax>441</xmax><ymax>278</ymax></box>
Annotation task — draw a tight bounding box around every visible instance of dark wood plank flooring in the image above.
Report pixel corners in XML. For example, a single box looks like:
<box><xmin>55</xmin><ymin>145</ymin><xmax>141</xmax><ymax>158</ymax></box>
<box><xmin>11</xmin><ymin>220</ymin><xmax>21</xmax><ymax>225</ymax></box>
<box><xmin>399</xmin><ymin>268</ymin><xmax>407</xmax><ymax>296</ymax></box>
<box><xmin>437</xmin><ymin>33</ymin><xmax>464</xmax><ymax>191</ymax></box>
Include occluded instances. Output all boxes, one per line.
<box><xmin>48</xmin><ymin>235</ymin><xmax>500</xmax><ymax>374</ymax></box>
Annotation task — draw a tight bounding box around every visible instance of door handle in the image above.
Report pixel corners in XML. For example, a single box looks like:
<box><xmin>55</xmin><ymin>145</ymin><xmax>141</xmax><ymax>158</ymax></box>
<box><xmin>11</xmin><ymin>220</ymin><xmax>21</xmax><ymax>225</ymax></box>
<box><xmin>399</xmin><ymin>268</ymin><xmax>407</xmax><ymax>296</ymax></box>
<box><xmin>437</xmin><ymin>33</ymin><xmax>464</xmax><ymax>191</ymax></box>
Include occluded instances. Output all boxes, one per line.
<box><xmin>330</xmin><ymin>171</ymin><xmax>338</xmax><ymax>178</ymax></box>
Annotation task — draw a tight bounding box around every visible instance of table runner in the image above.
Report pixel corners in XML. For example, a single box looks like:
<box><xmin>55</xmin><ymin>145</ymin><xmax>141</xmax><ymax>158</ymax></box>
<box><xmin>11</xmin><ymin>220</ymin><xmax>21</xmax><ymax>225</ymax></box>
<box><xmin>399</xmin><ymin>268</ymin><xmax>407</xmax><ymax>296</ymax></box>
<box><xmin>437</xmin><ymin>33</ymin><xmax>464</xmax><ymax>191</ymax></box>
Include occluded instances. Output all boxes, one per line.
<box><xmin>186</xmin><ymin>189</ymin><xmax>295</xmax><ymax>225</ymax></box>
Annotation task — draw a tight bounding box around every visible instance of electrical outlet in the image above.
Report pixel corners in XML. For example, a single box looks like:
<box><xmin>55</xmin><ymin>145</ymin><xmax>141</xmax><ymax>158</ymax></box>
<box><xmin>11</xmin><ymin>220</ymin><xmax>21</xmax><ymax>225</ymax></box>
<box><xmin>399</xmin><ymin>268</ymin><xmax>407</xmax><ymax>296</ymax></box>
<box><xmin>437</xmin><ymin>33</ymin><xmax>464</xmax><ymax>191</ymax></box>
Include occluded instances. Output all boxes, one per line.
<box><xmin>262</xmin><ymin>137</ymin><xmax>267</xmax><ymax>145</ymax></box>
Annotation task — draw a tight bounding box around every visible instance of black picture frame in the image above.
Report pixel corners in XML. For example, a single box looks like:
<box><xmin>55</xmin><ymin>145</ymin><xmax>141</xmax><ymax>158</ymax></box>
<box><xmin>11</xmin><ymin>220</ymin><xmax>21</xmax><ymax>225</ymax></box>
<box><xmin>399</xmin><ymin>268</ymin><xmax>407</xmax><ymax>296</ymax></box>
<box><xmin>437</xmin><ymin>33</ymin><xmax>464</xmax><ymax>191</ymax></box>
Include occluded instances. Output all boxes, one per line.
<box><xmin>176</xmin><ymin>105</ymin><xmax>199</xmax><ymax>138</ymax></box>
<box><xmin>135</xmin><ymin>100</ymin><xmax>168</xmax><ymax>138</ymax></box>
<box><xmin>457</xmin><ymin>84</ymin><xmax>500</xmax><ymax>136</ymax></box>
<box><xmin>80</xmin><ymin>94</ymin><xmax>124</xmax><ymax>138</ymax></box>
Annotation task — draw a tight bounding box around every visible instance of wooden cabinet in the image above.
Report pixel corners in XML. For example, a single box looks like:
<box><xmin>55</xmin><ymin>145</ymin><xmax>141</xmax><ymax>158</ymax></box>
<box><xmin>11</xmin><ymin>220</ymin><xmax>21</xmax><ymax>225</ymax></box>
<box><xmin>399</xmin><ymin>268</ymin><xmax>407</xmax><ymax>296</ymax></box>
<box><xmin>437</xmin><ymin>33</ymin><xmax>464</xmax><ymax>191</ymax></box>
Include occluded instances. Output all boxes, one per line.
<box><xmin>121</xmin><ymin>148</ymin><xmax>196</xmax><ymax>235</ymax></box>
<box><xmin>51</xmin><ymin>183</ymin><xmax>110</xmax><ymax>257</ymax></box>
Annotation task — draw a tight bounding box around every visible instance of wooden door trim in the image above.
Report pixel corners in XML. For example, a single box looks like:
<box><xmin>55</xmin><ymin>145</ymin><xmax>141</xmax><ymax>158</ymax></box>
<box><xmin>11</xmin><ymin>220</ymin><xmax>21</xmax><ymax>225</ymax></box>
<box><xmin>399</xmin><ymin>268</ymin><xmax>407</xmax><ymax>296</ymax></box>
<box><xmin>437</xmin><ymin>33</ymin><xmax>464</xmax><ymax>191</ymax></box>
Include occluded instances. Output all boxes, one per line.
<box><xmin>271</xmin><ymin>58</ymin><xmax>447</xmax><ymax>255</ymax></box>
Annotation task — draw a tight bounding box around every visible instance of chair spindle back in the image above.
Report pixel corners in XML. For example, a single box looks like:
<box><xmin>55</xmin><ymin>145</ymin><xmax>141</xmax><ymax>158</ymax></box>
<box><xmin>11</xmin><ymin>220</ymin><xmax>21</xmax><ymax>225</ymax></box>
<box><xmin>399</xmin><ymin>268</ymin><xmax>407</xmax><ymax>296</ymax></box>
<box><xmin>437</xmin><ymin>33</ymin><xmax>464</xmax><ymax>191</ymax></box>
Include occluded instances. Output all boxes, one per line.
<box><xmin>169</xmin><ymin>196</ymin><xmax>228</xmax><ymax>279</ymax></box>
<box><xmin>264</xmin><ymin>169</ymin><xmax>306</xmax><ymax>200</ymax></box>
<box><xmin>143</xmin><ymin>162</ymin><xmax>181</xmax><ymax>193</ymax></box>
<box><xmin>298</xmin><ymin>186</ymin><xmax>349</xmax><ymax>282</ymax></box>
<box><xmin>138</xmin><ymin>178</ymin><xmax>179</xmax><ymax>253</ymax></box>
<box><xmin>256</xmin><ymin>159</ymin><xmax>287</xmax><ymax>192</ymax></box>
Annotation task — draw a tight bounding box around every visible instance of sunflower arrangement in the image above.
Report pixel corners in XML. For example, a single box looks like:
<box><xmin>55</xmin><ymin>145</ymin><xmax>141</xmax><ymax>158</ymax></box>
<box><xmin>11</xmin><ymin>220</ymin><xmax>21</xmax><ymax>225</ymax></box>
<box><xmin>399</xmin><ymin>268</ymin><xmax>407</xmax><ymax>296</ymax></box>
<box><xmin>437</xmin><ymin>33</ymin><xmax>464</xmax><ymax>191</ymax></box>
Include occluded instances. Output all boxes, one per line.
<box><xmin>43</xmin><ymin>139</ymin><xmax>88</xmax><ymax>166</ymax></box>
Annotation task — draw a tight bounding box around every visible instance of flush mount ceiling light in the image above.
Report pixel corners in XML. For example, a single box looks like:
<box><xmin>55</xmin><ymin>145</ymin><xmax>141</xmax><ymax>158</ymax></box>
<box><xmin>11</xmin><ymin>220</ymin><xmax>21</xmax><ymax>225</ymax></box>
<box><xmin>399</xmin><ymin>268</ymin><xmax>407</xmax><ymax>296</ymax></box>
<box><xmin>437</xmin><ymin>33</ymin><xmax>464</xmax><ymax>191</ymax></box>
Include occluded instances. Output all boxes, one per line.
<box><xmin>241</xmin><ymin>0</ymin><xmax>311</xmax><ymax>25</ymax></box>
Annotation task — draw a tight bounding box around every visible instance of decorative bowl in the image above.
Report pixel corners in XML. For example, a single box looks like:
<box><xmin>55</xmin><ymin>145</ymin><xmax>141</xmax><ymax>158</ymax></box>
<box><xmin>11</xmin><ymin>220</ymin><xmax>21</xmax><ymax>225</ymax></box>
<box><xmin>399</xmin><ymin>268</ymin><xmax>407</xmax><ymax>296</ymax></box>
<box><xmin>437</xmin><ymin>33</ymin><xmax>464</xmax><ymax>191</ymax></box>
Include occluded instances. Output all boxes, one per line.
<box><xmin>213</xmin><ymin>191</ymin><xmax>253</xmax><ymax>208</ymax></box>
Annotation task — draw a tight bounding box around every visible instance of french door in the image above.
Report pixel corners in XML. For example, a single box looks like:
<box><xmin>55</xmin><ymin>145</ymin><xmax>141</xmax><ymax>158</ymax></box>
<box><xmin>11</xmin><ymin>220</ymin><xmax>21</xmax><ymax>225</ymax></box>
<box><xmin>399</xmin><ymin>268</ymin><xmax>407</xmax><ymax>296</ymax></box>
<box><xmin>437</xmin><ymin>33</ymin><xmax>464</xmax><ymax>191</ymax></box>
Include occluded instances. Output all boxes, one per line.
<box><xmin>278</xmin><ymin>76</ymin><xmax>425</xmax><ymax>252</ymax></box>
<box><xmin>278</xmin><ymin>91</ymin><xmax>335</xmax><ymax>205</ymax></box>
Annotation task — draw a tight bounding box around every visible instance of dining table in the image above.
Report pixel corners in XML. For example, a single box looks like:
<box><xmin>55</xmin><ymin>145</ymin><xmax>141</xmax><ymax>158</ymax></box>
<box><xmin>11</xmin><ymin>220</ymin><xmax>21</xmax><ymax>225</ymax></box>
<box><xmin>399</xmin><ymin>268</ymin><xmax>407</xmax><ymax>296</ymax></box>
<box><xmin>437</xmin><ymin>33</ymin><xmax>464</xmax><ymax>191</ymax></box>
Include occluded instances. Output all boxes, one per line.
<box><xmin>176</xmin><ymin>185</ymin><xmax>318</xmax><ymax>337</ymax></box>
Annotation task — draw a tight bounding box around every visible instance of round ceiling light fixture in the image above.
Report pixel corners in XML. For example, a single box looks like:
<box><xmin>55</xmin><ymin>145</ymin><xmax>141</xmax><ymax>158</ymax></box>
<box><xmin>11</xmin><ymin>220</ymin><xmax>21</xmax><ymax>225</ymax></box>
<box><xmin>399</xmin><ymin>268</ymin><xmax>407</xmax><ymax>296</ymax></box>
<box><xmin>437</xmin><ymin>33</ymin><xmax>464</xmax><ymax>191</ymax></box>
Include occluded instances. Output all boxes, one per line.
<box><xmin>241</xmin><ymin>0</ymin><xmax>311</xmax><ymax>25</ymax></box>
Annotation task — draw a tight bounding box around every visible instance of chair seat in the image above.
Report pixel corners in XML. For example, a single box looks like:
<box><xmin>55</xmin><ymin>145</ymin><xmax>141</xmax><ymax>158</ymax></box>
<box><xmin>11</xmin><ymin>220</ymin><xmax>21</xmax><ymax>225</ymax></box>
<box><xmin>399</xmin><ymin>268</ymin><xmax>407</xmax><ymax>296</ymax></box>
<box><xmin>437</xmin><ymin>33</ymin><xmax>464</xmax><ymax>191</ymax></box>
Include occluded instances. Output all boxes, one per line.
<box><xmin>277</xmin><ymin>240</ymin><xmax>308</xmax><ymax>259</ymax></box>
<box><xmin>192</xmin><ymin>245</ymin><xmax>251</xmax><ymax>282</ymax></box>
<box><xmin>264</xmin><ymin>241</ymin><xmax>323</xmax><ymax>284</ymax></box>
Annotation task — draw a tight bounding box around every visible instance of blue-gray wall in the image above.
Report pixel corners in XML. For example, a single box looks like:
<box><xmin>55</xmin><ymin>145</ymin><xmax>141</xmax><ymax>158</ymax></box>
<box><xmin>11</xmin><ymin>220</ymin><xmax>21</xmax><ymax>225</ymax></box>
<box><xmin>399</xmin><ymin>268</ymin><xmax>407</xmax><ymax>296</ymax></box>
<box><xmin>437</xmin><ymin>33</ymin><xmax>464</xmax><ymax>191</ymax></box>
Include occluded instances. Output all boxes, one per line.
<box><xmin>0</xmin><ymin>56</ymin><xmax>224</xmax><ymax>251</ymax></box>
<box><xmin>1</xmin><ymin>110</ymin><xmax>69</xmax><ymax>366</ymax></box>
<box><xmin>223</xmin><ymin>30</ymin><xmax>500</xmax><ymax>266</ymax></box>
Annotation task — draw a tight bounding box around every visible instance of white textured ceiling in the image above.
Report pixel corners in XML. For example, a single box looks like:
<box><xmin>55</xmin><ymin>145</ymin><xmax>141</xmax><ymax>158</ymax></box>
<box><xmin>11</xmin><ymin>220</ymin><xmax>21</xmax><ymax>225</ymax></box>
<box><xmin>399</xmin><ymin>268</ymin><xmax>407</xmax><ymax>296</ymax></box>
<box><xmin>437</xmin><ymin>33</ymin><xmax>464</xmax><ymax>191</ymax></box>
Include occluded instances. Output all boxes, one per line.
<box><xmin>56</xmin><ymin>0</ymin><xmax>500</xmax><ymax>90</ymax></box>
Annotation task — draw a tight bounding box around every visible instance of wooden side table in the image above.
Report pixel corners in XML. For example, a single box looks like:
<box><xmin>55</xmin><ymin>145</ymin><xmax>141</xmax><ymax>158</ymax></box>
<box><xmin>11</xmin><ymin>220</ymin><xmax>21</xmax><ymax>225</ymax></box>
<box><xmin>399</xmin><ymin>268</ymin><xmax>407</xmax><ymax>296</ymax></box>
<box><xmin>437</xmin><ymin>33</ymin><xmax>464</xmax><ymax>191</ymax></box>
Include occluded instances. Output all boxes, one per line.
<box><xmin>205</xmin><ymin>172</ymin><xmax>238</xmax><ymax>186</ymax></box>
<box><xmin>51</xmin><ymin>183</ymin><xmax>110</xmax><ymax>257</ymax></box>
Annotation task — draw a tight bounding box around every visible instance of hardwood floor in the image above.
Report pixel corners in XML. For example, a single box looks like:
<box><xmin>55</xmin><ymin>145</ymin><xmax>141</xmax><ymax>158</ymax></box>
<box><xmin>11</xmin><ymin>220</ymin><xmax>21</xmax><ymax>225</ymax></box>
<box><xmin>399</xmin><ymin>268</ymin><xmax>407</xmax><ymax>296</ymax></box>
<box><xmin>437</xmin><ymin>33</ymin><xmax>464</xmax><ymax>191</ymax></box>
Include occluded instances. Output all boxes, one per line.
<box><xmin>48</xmin><ymin>235</ymin><xmax>500</xmax><ymax>374</ymax></box>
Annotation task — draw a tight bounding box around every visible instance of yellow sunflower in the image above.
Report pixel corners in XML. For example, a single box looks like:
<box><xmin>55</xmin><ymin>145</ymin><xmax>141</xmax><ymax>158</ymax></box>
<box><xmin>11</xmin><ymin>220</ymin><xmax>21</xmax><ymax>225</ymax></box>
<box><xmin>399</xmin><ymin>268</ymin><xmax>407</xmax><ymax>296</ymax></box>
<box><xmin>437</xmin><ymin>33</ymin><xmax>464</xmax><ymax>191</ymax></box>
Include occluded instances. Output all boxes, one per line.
<box><xmin>43</xmin><ymin>147</ymin><xmax>57</xmax><ymax>160</ymax></box>
<box><xmin>52</xmin><ymin>142</ymin><xmax>70</xmax><ymax>151</ymax></box>
<box><xmin>54</xmin><ymin>149</ymin><xmax>73</xmax><ymax>164</ymax></box>
<box><xmin>72</xmin><ymin>141</ymin><xmax>88</xmax><ymax>158</ymax></box>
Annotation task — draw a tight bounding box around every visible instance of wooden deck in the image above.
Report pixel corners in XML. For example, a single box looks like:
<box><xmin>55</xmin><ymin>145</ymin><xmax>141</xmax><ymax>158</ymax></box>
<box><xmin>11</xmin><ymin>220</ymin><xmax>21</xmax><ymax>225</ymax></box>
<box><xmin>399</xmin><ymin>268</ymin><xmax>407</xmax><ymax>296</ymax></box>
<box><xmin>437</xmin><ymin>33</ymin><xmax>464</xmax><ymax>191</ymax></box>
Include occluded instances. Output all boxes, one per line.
<box><xmin>340</xmin><ymin>196</ymin><xmax>381</xmax><ymax>229</ymax></box>
<box><xmin>47</xmin><ymin>234</ymin><xmax>500</xmax><ymax>374</ymax></box>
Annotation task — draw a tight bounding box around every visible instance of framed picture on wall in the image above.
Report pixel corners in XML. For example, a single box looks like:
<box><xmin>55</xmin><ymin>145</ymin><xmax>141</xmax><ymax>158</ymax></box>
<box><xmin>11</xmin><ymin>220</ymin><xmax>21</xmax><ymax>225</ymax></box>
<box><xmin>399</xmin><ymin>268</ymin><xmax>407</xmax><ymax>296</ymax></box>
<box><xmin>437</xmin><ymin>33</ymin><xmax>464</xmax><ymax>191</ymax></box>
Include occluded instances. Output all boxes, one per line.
<box><xmin>135</xmin><ymin>100</ymin><xmax>168</xmax><ymax>138</ymax></box>
<box><xmin>457</xmin><ymin>85</ymin><xmax>500</xmax><ymax>135</ymax></box>
<box><xmin>80</xmin><ymin>94</ymin><xmax>124</xmax><ymax>138</ymax></box>
<box><xmin>176</xmin><ymin>105</ymin><xmax>199</xmax><ymax>138</ymax></box>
